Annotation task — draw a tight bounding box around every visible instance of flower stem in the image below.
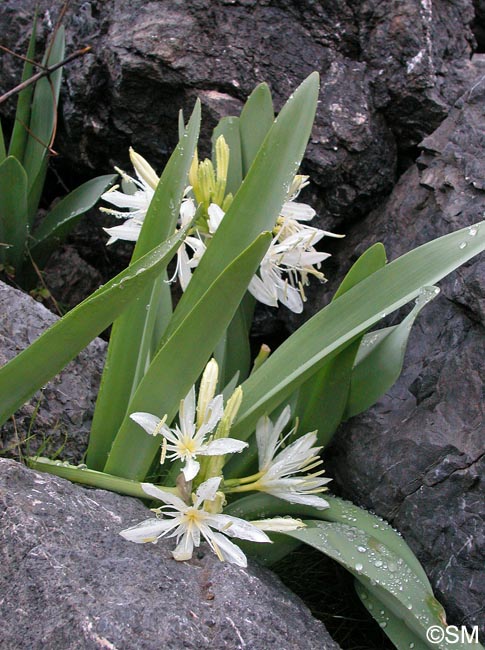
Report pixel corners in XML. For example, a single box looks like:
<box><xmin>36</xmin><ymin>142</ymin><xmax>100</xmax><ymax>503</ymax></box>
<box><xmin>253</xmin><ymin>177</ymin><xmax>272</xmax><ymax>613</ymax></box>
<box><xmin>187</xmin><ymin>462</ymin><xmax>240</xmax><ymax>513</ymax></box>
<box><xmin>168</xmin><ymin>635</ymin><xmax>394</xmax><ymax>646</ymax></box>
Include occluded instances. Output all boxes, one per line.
<box><xmin>27</xmin><ymin>456</ymin><xmax>179</xmax><ymax>499</ymax></box>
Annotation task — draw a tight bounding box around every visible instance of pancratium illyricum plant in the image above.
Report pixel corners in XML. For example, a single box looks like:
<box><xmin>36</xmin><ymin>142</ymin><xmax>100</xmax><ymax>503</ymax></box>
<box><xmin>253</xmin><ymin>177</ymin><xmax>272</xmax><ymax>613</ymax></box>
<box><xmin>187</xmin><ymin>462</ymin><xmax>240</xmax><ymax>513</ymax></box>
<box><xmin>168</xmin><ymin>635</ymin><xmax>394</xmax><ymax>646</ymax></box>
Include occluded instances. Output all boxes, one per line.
<box><xmin>120</xmin><ymin>358</ymin><xmax>327</xmax><ymax>566</ymax></box>
<box><xmin>101</xmin><ymin>138</ymin><xmax>343</xmax><ymax>313</ymax></box>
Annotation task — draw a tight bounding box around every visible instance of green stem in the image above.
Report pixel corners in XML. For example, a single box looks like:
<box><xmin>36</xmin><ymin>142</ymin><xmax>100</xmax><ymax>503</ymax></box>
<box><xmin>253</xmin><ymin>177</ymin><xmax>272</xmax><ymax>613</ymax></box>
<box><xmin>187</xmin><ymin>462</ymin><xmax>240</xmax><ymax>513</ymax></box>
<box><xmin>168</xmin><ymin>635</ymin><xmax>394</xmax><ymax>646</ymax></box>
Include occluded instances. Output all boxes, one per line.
<box><xmin>27</xmin><ymin>457</ymin><xmax>179</xmax><ymax>499</ymax></box>
<box><xmin>223</xmin><ymin>469</ymin><xmax>265</xmax><ymax>487</ymax></box>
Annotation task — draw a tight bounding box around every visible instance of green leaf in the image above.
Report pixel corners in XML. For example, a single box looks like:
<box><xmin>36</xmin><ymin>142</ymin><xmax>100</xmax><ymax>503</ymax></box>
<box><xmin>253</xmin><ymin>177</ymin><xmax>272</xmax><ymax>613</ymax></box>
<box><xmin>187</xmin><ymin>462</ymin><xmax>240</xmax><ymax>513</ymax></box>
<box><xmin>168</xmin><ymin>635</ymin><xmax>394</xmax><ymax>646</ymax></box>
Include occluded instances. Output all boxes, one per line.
<box><xmin>344</xmin><ymin>285</ymin><xmax>440</xmax><ymax>419</ymax></box>
<box><xmin>355</xmin><ymin>582</ymin><xmax>429</xmax><ymax>650</ymax></box>
<box><xmin>103</xmin><ymin>233</ymin><xmax>272</xmax><ymax>480</ymax></box>
<box><xmin>23</xmin><ymin>26</ymin><xmax>65</xmax><ymax>200</ymax></box>
<box><xmin>0</xmin><ymin>156</ymin><xmax>29</xmax><ymax>269</ymax></box>
<box><xmin>86</xmin><ymin>104</ymin><xmax>201</xmax><ymax>470</ymax></box>
<box><xmin>224</xmin><ymin>493</ymin><xmax>431</xmax><ymax>590</ymax></box>
<box><xmin>239</xmin><ymin>82</ymin><xmax>274</xmax><ymax>175</ymax></box>
<box><xmin>0</xmin><ymin>227</ymin><xmax>189</xmax><ymax>427</ymax></box>
<box><xmin>0</xmin><ymin>118</ymin><xmax>6</xmax><ymax>163</ymax></box>
<box><xmin>212</xmin><ymin>116</ymin><xmax>243</xmax><ymax>196</ymax></box>
<box><xmin>295</xmin><ymin>242</ymin><xmax>388</xmax><ymax>444</ymax></box>
<box><xmin>333</xmin><ymin>243</ymin><xmax>387</xmax><ymax>300</ymax></box>
<box><xmin>29</xmin><ymin>174</ymin><xmax>117</xmax><ymax>266</ymax></box>
<box><xmin>8</xmin><ymin>13</ymin><xmax>38</xmax><ymax>162</ymax></box>
<box><xmin>285</xmin><ymin>521</ymin><xmax>453</xmax><ymax>648</ymax></box>
<box><xmin>164</xmin><ymin>73</ymin><xmax>319</xmax><ymax>341</ymax></box>
<box><xmin>229</xmin><ymin>222</ymin><xmax>485</xmax><ymax>447</ymax></box>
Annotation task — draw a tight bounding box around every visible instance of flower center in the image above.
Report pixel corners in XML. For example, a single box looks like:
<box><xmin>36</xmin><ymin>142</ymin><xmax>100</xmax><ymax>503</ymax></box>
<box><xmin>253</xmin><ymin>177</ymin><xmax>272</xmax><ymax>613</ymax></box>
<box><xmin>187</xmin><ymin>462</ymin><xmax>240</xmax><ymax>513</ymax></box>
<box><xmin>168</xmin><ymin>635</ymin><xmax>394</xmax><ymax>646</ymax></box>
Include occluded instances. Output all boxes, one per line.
<box><xmin>177</xmin><ymin>436</ymin><xmax>199</xmax><ymax>459</ymax></box>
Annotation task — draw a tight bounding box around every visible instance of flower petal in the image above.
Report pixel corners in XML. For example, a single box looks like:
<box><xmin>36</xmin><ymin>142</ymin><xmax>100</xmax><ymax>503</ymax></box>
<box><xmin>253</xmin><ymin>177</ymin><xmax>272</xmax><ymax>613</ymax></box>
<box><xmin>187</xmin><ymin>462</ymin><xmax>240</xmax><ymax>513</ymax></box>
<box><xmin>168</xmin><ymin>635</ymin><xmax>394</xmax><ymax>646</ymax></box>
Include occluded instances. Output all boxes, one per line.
<box><xmin>208</xmin><ymin>532</ymin><xmax>248</xmax><ymax>567</ymax></box>
<box><xmin>141</xmin><ymin>483</ymin><xmax>187</xmax><ymax>510</ymax></box>
<box><xmin>194</xmin><ymin>476</ymin><xmax>222</xmax><ymax>506</ymax></box>
<box><xmin>130</xmin><ymin>412</ymin><xmax>162</xmax><ymax>435</ymax></box>
<box><xmin>280</xmin><ymin>201</ymin><xmax>315</xmax><ymax>221</ymax></box>
<box><xmin>172</xmin><ymin>531</ymin><xmax>195</xmax><ymax>561</ymax></box>
<box><xmin>206</xmin><ymin>514</ymin><xmax>271</xmax><ymax>543</ymax></box>
<box><xmin>182</xmin><ymin>457</ymin><xmax>200</xmax><ymax>482</ymax></box>
<box><xmin>200</xmin><ymin>438</ymin><xmax>248</xmax><ymax>456</ymax></box>
<box><xmin>119</xmin><ymin>517</ymin><xmax>177</xmax><ymax>543</ymax></box>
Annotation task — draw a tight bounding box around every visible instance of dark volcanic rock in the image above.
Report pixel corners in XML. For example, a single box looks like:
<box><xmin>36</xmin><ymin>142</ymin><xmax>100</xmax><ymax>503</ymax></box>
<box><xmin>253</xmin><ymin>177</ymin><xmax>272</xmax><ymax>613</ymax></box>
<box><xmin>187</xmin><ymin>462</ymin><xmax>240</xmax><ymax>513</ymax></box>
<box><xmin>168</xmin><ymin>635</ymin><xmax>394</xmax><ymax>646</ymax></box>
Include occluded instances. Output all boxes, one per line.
<box><xmin>0</xmin><ymin>281</ymin><xmax>106</xmax><ymax>462</ymax></box>
<box><xmin>0</xmin><ymin>0</ymin><xmax>478</xmax><ymax>227</ymax></box>
<box><xmin>325</xmin><ymin>70</ymin><xmax>485</xmax><ymax>637</ymax></box>
<box><xmin>0</xmin><ymin>458</ymin><xmax>340</xmax><ymax>650</ymax></box>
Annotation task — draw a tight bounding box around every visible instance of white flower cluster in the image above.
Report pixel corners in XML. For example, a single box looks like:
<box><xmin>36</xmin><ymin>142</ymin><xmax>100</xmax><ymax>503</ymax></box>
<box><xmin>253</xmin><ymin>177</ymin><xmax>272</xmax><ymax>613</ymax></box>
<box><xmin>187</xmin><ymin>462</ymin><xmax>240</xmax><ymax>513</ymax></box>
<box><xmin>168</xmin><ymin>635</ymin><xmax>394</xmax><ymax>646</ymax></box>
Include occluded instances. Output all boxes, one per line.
<box><xmin>101</xmin><ymin>142</ymin><xmax>342</xmax><ymax>313</ymax></box>
<box><xmin>120</xmin><ymin>359</ymin><xmax>331</xmax><ymax>567</ymax></box>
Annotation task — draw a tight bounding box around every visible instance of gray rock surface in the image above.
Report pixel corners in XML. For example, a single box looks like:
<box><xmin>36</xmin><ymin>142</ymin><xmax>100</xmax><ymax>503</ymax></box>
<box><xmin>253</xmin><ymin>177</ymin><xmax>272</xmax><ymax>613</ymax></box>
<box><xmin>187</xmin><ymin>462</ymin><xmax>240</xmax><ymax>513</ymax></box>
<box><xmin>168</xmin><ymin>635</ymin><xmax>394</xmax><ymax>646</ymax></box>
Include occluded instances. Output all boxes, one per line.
<box><xmin>325</xmin><ymin>71</ymin><xmax>485</xmax><ymax>637</ymax></box>
<box><xmin>0</xmin><ymin>0</ymin><xmax>479</xmax><ymax>227</ymax></box>
<box><xmin>0</xmin><ymin>458</ymin><xmax>340</xmax><ymax>650</ymax></box>
<box><xmin>0</xmin><ymin>281</ymin><xmax>106</xmax><ymax>462</ymax></box>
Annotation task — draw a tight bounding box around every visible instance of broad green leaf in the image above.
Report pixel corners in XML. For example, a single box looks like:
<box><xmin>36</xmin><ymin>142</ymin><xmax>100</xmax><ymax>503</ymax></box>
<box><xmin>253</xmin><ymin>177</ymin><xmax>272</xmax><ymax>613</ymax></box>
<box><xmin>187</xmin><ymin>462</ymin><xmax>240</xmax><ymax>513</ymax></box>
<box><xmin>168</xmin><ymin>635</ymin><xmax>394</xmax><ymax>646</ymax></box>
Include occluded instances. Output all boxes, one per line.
<box><xmin>8</xmin><ymin>14</ymin><xmax>37</xmax><ymax>162</ymax></box>
<box><xmin>0</xmin><ymin>227</ymin><xmax>189</xmax><ymax>427</ymax></box>
<box><xmin>212</xmin><ymin>116</ymin><xmax>243</xmax><ymax>196</ymax></box>
<box><xmin>229</xmin><ymin>222</ymin><xmax>485</xmax><ymax>447</ymax></box>
<box><xmin>164</xmin><ymin>73</ymin><xmax>319</xmax><ymax>341</ymax></box>
<box><xmin>103</xmin><ymin>233</ymin><xmax>272</xmax><ymax>479</ymax></box>
<box><xmin>296</xmin><ymin>341</ymin><xmax>360</xmax><ymax>446</ymax></box>
<box><xmin>224</xmin><ymin>493</ymin><xmax>431</xmax><ymax>589</ymax></box>
<box><xmin>0</xmin><ymin>156</ymin><xmax>29</xmax><ymax>269</ymax></box>
<box><xmin>295</xmin><ymin>243</ymin><xmax>388</xmax><ymax>444</ymax></box>
<box><xmin>344</xmin><ymin>285</ymin><xmax>440</xmax><ymax>419</ymax></box>
<box><xmin>239</xmin><ymin>82</ymin><xmax>274</xmax><ymax>175</ymax></box>
<box><xmin>333</xmin><ymin>243</ymin><xmax>387</xmax><ymax>300</ymax></box>
<box><xmin>87</xmin><ymin>104</ymin><xmax>201</xmax><ymax>470</ymax></box>
<box><xmin>0</xmin><ymin>118</ymin><xmax>6</xmax><ymax>163</ymax></box>
<box><xmin>23</xmin><ymin>26</ymin><xmax>65</xmax><ymax>198</ymax></box>
<box><xmin>355</xmin><ymin>582</ymin><xmax>429</xmax><ymax>650</ymax></box>
<box><xmin>285</xmin><ymin>521</ymin><xmax>454</xmax><ymax>648</ymax></box>
<box><xmin>29</xmin><ymin>174</ymin><xmax>117</xmax><ymax>266</ymax></box>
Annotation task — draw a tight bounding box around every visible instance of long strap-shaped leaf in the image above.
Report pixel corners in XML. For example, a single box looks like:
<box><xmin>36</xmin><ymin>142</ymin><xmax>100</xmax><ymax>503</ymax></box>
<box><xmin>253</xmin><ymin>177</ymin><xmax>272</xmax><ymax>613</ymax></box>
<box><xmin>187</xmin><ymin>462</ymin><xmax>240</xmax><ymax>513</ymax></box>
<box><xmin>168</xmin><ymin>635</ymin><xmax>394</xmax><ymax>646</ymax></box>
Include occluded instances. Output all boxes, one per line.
<box><xmin>29</xmin><ymin>174</ymin><xmax>118</xmax><ymax>267</ymax></box>
<box><xmin>0</xmin><ymin>227</ymin><xmax>189</xmax><ymax>426</ymax></box>
<box><xmin>295</xmin><ymin>243</ymin><xmax>387</xmax><ymax>443</ymax></box>
<box><xmin>86</xmin><ymin>104</ymin><xmax>201</xmax><ymax>470</ymax></box>
<box><xmin>230</xmin><ymin>222</ymin><xmax>485</xmax><ymax>443</ymax></box>
<box><xmin>0</xmin><ymin>157</ymin><xmax>28</xmax><ymax>269</ymax></box>
<box><xmin>163</xmin><ymin>73</ymin><xmax>319</xmax><ymax>341</ymax></box>
<box><xmin>103</xmin><ymin>233</ymin><xmax>272</xmax><ymax>480</ymax></box>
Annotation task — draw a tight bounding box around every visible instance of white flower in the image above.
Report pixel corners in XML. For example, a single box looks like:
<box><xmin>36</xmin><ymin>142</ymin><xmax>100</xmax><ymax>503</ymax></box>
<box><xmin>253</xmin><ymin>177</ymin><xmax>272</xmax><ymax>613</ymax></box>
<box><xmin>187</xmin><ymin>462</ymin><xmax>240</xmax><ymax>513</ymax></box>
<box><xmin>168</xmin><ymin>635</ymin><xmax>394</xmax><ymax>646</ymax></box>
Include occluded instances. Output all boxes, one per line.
<box><xmin>101</xmin><ymin>147</ymin><xmax>158</xmax><ymax>245</ymax></box>
<box><xmin>120</xmin><ymin>477</ymin><xmax>271</xmax><ymax>567</ymax></box>
<box><xmin>130</xmin><ymin>359</ymin><xmax>247</xmax><ymax>481</ymax></box>
<box><xmin>254</xmin><ymin>406</ymin><xmax>331</xmax><ymax>509</ymax></box>
<box><xmin>248</xmin><ymin>230</ymin><xmax>331</xmax><ymax>313</ymax></box>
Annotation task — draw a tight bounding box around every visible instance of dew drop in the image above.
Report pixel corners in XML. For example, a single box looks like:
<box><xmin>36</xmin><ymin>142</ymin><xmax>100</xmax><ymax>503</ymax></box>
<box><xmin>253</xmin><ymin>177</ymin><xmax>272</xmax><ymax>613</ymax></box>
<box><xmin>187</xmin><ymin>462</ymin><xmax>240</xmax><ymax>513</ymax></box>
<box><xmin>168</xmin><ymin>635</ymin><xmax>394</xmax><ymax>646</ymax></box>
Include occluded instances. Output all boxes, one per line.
<box><xmin>379</xmin><ymin>622</ymin><xmax>387</xmax><ymax>629</ymax></box>
<box><xmin>459</xmin><ymin>241</ymin><xmax>467</xmax><ymax>249</ymax></box>
<box><xmin>468</xmin><ymin>226</ymin><xmax>478</xmax><ymax>236</ymax></box>
<box><xmin>357</xmin><ymin>546</ymin><xmax>367</xmax><ymax>553</ymax></box>
<box><xmin>374</xmin><ymin>560</ymin><xmax>383</xmax><ymax>568</ymax></box>
<box><xmin>355</xmin><ymin>563</ymin><xmax>364</xmax><ymax>573</ymax></box>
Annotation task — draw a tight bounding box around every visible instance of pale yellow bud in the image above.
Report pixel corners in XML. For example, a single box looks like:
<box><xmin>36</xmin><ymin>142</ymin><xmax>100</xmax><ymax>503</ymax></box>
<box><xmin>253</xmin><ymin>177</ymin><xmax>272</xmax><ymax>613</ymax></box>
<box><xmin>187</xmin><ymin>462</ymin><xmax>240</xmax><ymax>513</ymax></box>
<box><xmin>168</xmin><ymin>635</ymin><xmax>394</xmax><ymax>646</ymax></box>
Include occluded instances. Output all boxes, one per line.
<box><xmin>129</xmin><ymin>147</ymin><xmax>159</xmax><ymax>190</ymax></box>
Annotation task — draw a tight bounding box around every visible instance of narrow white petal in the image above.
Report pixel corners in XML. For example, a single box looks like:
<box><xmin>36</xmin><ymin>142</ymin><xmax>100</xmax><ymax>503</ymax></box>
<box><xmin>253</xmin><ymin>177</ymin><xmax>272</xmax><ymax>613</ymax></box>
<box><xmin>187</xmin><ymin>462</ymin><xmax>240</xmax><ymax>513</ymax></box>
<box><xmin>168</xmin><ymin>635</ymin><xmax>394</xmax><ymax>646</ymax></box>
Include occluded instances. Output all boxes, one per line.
<box><xmin>119</xmin><ymin>517</ymin><xmax>176</xmax><ymax>543</ymax></box>
<box><xmin>248</xmin><ymin>274</ymin><xmax>278</xmax><ymax>307</ymax></box>
<box><xmin>250</xmin><ymin>517</ymin><xmax>306</xmax><ymax>532</ymax></box>
<box><xmin>177</xmin><ymin>245</ymin><xmax>193</xmax><ymax>291</ymax></box>
<box><xmin>203</xmin><ymin>394</ymin><xmax>224</xmax><ymax>432</ymax></box>
<box><xmin>209</xmin><ymin>532</ymin><xmax>248</xmax><ymax>567</ymax></box>
<box><xmin>268</xmin><ymin>490</ymin><xmax>329</xmax><ymax>509</ymax></box>
<box><xmin>207</xmin><ymin>203</ymin><xmax>225</xmax><ymax>233</ymax></box>
<box><xmin>130</xmin><ymin>412</ymin><xmax>162</xmax><ymax>435</ymax></box>
<box><xmin>280</xmin><ymin>201</ymin><xmax>316</xmax><ymax>221</ymax></box>
<box><xmin>200</xmin><ymin>438</ymin><xmax>248</xmax><ymax>455</ymax></box>
<box><xmin>180</xmin><ymin>386</ymin><xmax>196</xmax><ymax>436</ymax></box>
<box><xmin>141</xmin><ymin>483</ymin><xmax>187</xmax><ymax>510</ymax></box>
<box><xmin>256</xmin><ymin>415</ymin><xmax>278</xmax><ymax>471</ymax></box>
<box><xmin>182</xmin><ymin>457</ymin><xmax>200</xmax><ymax>482</ymax></box>
<box><xmin>180</xmin><ymin>198</ymin><xmax>196</xmax><ymax>226</ymax></box>
<box><xmin>103</xmin><ymin>222</ymin><xmax>142</xmax><ymax>243</ymax></box>
<box><xmin>172</xmin><ymin>531</ymin><xmax>195</xmax><ymax>561</ymax></box>
<box><xmin>194</xmin><ymin>476</ymin><xmax>222</xmax><ymax>506</ymax></box>
<box><xmin>206</xmin><ymin>514</ymin><xmax>271</xmax><ymax>543</ymax></box>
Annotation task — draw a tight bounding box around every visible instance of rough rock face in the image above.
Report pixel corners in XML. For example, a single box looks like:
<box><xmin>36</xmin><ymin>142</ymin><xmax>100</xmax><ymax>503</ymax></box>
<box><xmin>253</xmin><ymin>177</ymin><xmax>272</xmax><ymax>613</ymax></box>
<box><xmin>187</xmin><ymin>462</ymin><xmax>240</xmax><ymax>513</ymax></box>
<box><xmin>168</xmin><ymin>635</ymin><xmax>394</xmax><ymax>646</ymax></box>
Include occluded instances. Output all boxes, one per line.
<box><xmin>0</xmin><ymin>0</ymin><xmax>478</xmax><ymax>227</ymax></box>
<box><xmin>0</xmin><ymin>458</ymin><xmax>340</xmax><ymax>650</ymax></box>
<box><xmin>0</xmin><ymin>281</ymin><xmax>106</xmax><ymax>462</ymax></box>
<box><xmin>325</xmin><ymin>70</ymin><xmax>485</xmax><ymax>637</ymax></box>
